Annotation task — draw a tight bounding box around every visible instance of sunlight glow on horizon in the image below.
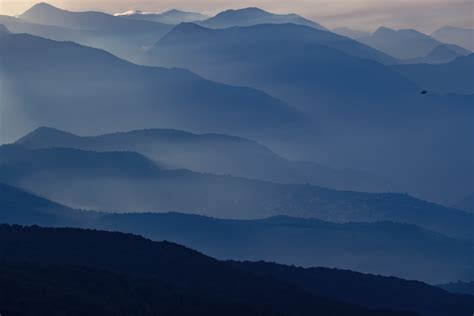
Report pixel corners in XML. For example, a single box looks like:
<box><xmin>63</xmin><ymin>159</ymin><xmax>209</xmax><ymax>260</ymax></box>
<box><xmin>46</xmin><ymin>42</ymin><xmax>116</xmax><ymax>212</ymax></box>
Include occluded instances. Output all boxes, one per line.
<box><xmin>0</xmin><ymin>0</ymin><xmax>472</xmax><ymax>32</ymax></box>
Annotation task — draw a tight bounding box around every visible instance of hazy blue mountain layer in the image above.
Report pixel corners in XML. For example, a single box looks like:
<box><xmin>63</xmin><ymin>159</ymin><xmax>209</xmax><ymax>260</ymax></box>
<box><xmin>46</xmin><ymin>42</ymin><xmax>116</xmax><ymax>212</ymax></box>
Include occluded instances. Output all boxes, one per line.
<box><xmin>17</xmin><ymin>127</ymin><xmax>395</xmax><ymax>193</ymax></box>
<box><xmin>0</xmin><ymin>146</ymin><xmax>472</xmax><ymax>242</ymax></box>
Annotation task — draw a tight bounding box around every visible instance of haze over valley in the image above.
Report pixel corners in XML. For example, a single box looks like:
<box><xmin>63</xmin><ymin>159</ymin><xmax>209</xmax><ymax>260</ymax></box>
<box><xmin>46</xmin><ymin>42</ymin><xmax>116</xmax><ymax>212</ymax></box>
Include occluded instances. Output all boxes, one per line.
<box><xmin>0</xmin><ymin>1</ymin><xmax>473</xmax><ymax>315</ymax></box>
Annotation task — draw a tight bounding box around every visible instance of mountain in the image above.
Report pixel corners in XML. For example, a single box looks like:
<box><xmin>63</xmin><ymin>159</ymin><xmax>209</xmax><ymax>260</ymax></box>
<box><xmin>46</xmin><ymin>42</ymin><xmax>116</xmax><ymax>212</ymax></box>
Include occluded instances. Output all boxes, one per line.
<box><xmin>19</xmin><ymin>2</ymin><xmax>171</xmax><ymax>32</ymax></box>
<box><xmin>1</xmin><ymin>224</ymin><xmax>473</xmax><ymax>316</ymax></box>
<box><xmin>1</xmin><ymin>145</ymin><xmax>473</xmax><ymax>241</ymax></box>
<box><xmin>439</xmin><ymin>281</ymin><xmax>474</xmax><ymax>296</ymax></box>
<box><xmin>2</xmin><ymin>225</ymin><xmax>405</xmax><ymax>316</ymax></box>
<box><xmin>144</xmin><ymin>22</ymin><xmax>474</xmax><ymax>206</ymax></box>
<box><xmin>332</xmin><ymin>26</ymin><xmax>370</xmax><ymax>39</ymax></box>
<box><xmin>1</xmin><ymin>181</ymin><xmax>472</xmax><ymax>283</ymax></box>
<box><xmin>432</xmin><ymin>26</ymin><xmax>474</xmax><ymax>51</ymax></box>
<box><xmin>145</xmin><ymin>23</ymin><xmax>405</xmax><ymax>113</ymax></box>
<box><xmin>199</xmin><ymin>7</ymin><xmax>326</xmax><ymax>30</ymax></box>
<box><xmin>392</xmin><ymin>54</ymin><xmax>474</xmax><ymax>95</ymax></box>
<box><xmin>417</xmin><ymin>44</ymin><xmax>469</xmax><ymax>64</ymax></box>
<box><xmin>116</xmin><ymin>9</ymin><xmax>208</xmax><ymax>24</ymax></box>
<box><xmin>144</xmin><ymin>23</ymin><xmax>414</xmax><ymax>116</ymax></box>
<box><xmin>234</xmin><ymin>262</ymin><xmax>474</xmax><ymax>316</ymax></box>
<box><xmin>359</xmin><ymin>27</ymin><xmax>471</xmax><ymax>61</ymax></box>
<box><xmin>0</xmin><ymin>14</ymin><xmax>146</xmax><ymax>62</ymax></box>
<box><xmin>0</xmin><ymin>30</ymin><xmax>303</xmax><ymax>147</ymax></box>
<box><xmin>95</xmin><ymin>213</ymin><xmax>474</xmax><ymax>283</ymax></box>
<box><xmin>0</xmin><ymin>14</ymin><xmax>90</xmax><ymax>42</ymax></box>
<box><xmin>453</xmin><ymin>193</ymin><xmax>474</xmax><ymax>213</ymax></box>
<box><xmin>15</xmin><ymin>2</ymin><xmax>174</xmax><ymax>60</ymax></box>
<box><xmin>402</xmin><ymin>44</ymin><xmax>471</xmax><ymax>64</ymax></box>
<box><xmin>17</xmin><ymin>127</ymin><xmax>394</xmax><ymax>193</ymax></box>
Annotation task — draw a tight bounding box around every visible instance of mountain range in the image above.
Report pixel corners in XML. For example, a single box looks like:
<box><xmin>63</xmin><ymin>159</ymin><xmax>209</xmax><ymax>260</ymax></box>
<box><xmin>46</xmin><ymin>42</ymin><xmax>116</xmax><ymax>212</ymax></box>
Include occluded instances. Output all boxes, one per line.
<box><xmin>15</xmin><ymin>2</ymin><xmax>174</xmax><ymax>60</ymax></box>
<box><xmin>143</xmin><ymin>21</ymin><xmax>474</xmax><ymax>205</ymax></box>
<box><xmin>431</xmin><ymin>26</ymin><xmax>474</xmax><ymax>51</ymax></box>
<box><xmin>0</xmin><ymin>145</ymin><xmax>472</xmax><ymax>242</ymax></box>
<box><xmin>0</xmin><ymin>28</ymin><xmax>303</xmax><ymax>148</ymax></box>
<box><xmin>359</xmin><ymin>26</ymin><xmax>471</xmax><ymax>62</ymax></box>
<box><xmin>2</xmin><ymin>181</ymin><xmax>473</xmax><ymax>283</ymax></box>
<box><xmin>0</xmin><ymin>3</ymin><xmax>473</xmax><ymax>312</ymax></box>
<box><xmin>17</xmin><ymin>127</ymin><xmax>394</xmax><ymax>193</ymax></box>
<box><xmin>197</xmin><ymin>7</ymin><xmax>326</xmax><ymax>30</ymax></box>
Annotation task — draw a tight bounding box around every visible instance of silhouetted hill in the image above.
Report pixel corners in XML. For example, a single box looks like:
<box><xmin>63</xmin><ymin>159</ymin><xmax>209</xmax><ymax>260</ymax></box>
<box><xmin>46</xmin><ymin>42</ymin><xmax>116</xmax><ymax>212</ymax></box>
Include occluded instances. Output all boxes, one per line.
<box><xmin>0</xmin><ymin>30</ymin><xmax>303</xmax><ymax>146</ymax></box>
<box><xmin>432</xmin><ymin>26</ymin><xmax>474</xmax><ymax>51</ymax></box>
<box><xmin>17</xmin><ymin>127</ymin><xmax>394</xmax><ymax>193</ymax></box>
<box><xmin>359</xmin><ymin>27</ymin><xmax>470</xmax><ymax>60</ymax></box>
<box><xmin>16</xmin><ymin>2</ymin><xmax>174</xmax><ymax>60</ymax></box>
<box><xmin>1</xmin><ymin>182</ymin><xmax>471</xmax><ymax>283</ymax></box>
<box><xmin>0</xmin><ymin>224</ymin><xmax>421</xmax><ymax>316</ymax></box>
<box><xmin>393</xmin><ymin>54</ymin><xmax>474</xmax><ymax>94</ymax></box>
<box><xmin>1</xmin><ymin>146</ymin><xmax>473</xmax><ymax>241</ymax></box>
<box><xmin>232</xmin><ymin>261</ymin><xmax>474</xmax><ymax>316</ymax></box>
<box><xmin>0</xmin><ymin>261</ymin><xmax>285</xmax><ymax>316</ymax></box>
<box><xmin>117</xmin><ymin>9</ymin><xmax>208</xmax><ymax>24</ymax></box>
<box><xmin>199</xmin><ymin>7</ymin><xmax>326</xmax><ymax>30</ymax></box>
<box><xmin>1</xmin><ymin>224</ymin><xmax>474</xmax><ymax>315</ymax></box>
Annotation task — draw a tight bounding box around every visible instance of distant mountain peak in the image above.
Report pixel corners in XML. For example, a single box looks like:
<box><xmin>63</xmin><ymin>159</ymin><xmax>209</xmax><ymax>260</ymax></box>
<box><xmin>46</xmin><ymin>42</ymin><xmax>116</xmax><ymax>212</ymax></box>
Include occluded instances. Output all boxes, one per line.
<box><xmin>22</xmin><ymin>2</ymin><xmax>62</xmax><ymax>14</ymax></box>
<box><xmin>16</xmin><ymin>126</ymin><xmax>81</xmax><ymax>146</ymax></box>
<box><xmin>374</xmin><ymin>26</ymin><xmax>394</xmax><ymax>34</ymax></box>
<box><xmin>201</xmin><ymin>6</ymin><xmax>326</xmax><ymax>30</ymax></box>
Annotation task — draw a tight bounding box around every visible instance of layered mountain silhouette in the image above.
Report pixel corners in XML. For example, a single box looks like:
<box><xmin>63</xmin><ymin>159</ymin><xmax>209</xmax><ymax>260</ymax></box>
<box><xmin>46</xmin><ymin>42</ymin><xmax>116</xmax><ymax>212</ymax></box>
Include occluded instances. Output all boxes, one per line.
<box><xmin>0</xmin><ymin>30</ymin><xmax>303</xmax><ymax>147</ymax></box>
<box><xmin>0</xmin><ymin>224</ymin><xmax>473</xmax><ymax>315</ymax></box>
<box><xmin>116</xmin><ymin>9</ymin><xmax>208</xmax><ymax>24</ymax></box>
<box><xmin>1</xmin><ymin>145</ymin><xmax>472</xmax><ymax>241</ymax></box>
<box><xmin>1</xmin><ymin>181</ymin><xmax>472</xmax><ymax>283</ymax></box>
<box><xmin>17</xmin><ymin>127</ymin><xmax>394</xmax><ymax>193</ymax></box>
<box><xmin>403</xmin><ymin>44</ymin><xmax>471</xmax><ymax>64</ymax></box>
<box><xmin>20</xmin><ymin>2</ymin><xmax>171</xmax><ymax>33</ymax></box>
<box><xmin>144</xmin><ymin>21</ymin><xmax>474</xmax><ymax>205</ymax></box>
<box><xmin>359</xmin><ymin>26</ymin><xmax>471</xmax><ymax>61</ymax></box>
<box><xmin>198</xmin><ymin>7</ymin><xmax>326</xmax><ymax>30</ymax></box>
<box><xmin>432</xmin><ymin>26</ymin><xmax>474</xmax><ymax>51</ymax></box>
<box><xmin>10</xmin><ymin>2</ymin><xmax>174</xmax><ymax>60</ymax></box>
<box><xmin>393</xmin><ymin>54</ymin><xmax>474</xmax><ymax>95</ymax></box>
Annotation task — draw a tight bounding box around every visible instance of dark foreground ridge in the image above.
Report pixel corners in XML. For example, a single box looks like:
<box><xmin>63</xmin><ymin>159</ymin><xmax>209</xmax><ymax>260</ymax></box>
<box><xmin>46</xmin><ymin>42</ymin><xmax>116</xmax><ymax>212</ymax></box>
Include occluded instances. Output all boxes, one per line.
<box><xmin>0</xmin><ymin>224</ymin><xmax>472</xmax><ymax>316</ymax></box>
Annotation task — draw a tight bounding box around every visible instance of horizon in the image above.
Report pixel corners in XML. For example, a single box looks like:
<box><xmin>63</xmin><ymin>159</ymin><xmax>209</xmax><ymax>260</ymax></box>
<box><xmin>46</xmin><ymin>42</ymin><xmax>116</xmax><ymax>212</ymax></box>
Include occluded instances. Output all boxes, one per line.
<box><xmin>1</xmin><ymin>0</ymin><xmax>473</xmax><ymax>33</ymax></box>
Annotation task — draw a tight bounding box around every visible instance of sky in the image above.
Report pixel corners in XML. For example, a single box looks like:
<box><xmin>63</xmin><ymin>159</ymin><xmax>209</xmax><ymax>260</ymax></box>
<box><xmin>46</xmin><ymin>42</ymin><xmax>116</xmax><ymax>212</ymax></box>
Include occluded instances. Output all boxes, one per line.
<box><xmin>0</xmin><ymin>0</ymin><xmax>473</xmax><ymax>32</ymax></box>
